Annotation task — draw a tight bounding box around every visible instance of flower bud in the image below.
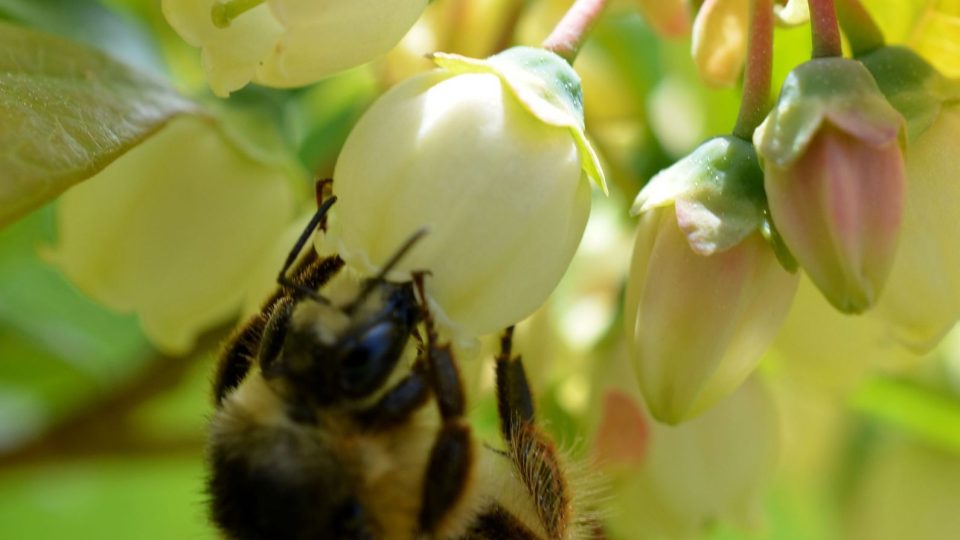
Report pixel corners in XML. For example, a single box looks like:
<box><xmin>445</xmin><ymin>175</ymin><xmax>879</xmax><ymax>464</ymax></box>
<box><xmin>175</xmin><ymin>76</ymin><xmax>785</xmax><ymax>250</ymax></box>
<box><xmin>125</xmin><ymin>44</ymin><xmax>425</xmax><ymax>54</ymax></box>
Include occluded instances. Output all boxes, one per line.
<box><xmin>754</xmin><ymin>58</ymin><xmax>907</xmax><ymax>313</ymax></box>
<box><xmin>626</xmin><ymin>136</ymin><xmax>798</xmax><ymax>423</ymax></box>
<box><xmin>859</xmin><ymin>47</ymin><xmax>960</xmax><ymax>351</ymax></box>
<box><xmin>48</xmin><ymin>117</ymin><xmax>299</xmax><ymax>354</ymax></box>
<box><xmin>691</xmin><ymin>0</ymin><xmax>748</xmax><ymax>87</ymax></box>
<box><xmin>162</xmin><ymin>0</ymin><xmax>428</xmax><ymax>96</ymax></box>
<box><xmin>774</xmin><ymin>0</ymin><xmax>809</xmax><ymax>26</ymax></box>
<box><xmin>327</xmin><ymin>47</ymin><xmax>605</xmax><ymax>339</ymax></box>
<box><xmin>634</xmin><ymin>0</ymin><xmax>690</xmax><ymax>38</ymax></box>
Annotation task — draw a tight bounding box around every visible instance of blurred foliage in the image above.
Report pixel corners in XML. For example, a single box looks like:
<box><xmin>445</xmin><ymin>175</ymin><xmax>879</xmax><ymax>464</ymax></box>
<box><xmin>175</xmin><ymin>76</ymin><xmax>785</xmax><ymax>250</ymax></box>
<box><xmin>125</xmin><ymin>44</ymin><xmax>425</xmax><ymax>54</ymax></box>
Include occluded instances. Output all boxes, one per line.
<box><xmin>1</xmin><ymin>0</ymin><xmax>959</xmax><ymax>539</ymax></box>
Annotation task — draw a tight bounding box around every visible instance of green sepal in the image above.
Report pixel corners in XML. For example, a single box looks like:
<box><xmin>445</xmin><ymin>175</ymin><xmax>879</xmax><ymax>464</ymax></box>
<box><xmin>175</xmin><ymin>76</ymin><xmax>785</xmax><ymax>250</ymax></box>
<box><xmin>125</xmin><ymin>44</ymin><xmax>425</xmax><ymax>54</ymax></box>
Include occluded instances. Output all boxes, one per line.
<box><xmin>858</xmin><ymin>45</ymin><xmax>959</xmax><ymax>142</ymax></box>
<box><xmin>431</xmin><ymin>46</ymin><xmax>607</xmax><ymax>194</ymax></box>
<box><xmin>760</xmin><ymin>212</ymin><xmax>799</xmax><ymax>273</ymax></box>
<box><xmin>631</xmin><ymin>136</ymin><xmax>766</xmax><ymax>255</ymax></box>
<box><xmin>754</xmin><ymin>58</ymin><xmax>905</xmax><ymax>168</ymax></box>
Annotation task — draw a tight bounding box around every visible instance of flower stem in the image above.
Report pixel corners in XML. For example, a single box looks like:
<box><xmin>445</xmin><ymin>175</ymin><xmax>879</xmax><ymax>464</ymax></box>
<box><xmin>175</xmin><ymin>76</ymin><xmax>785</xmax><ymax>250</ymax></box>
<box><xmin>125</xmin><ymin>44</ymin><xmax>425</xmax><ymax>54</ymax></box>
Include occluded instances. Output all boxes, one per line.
<box><xmin>733</xmin><ymin>0</ymin><xmax>774</xmax><ymax>140</ymax></box>
<box><xmin>835</xmin><ymin>0</ymin><xmax>885</xmax><ymax>55</ymax></box>
<box><xmin>809</xmin><ymin>0</ymin><xmax>843</xmax><ymax>58</ymax></box>
<box><xmin>542</xmin><ymin>0</ymin><xmax>610</xmax><ymax>64</ymax></box>
<box><xmin>211</xmin><ymin>0</ymin><xmax>264</xmax><ymax>29</ymax></box>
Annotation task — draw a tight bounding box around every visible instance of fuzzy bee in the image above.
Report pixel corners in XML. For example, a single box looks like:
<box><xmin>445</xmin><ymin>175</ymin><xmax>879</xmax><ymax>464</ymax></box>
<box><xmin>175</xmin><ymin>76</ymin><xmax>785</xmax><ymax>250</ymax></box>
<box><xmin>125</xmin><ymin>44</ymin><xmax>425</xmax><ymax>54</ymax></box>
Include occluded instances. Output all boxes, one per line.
<box><xmin>207</xmin><ymin>186</ymin><xmax>595</xmax><ymax>539</ymax></box>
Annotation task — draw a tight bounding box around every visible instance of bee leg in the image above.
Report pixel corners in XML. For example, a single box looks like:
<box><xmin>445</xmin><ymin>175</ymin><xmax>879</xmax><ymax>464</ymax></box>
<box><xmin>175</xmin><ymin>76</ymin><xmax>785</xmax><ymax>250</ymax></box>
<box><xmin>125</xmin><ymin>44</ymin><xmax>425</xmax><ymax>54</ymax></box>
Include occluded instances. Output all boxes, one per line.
<box><xmin>353</xmin><ymin>361</ymin><xmax>431</xmax><ymax>429</ymax></box>
<box><xmin>213</xmin><ymin>308</ymin><xmax>269</xmax><ymax>405</ymax></box>
<box><xmin>412</xmin><ymin>273</ymin><xmax>475</xmax><ymax>536</ymax></box>
<box><xmin>495</xmin><ymin>328</ymin><xmax>571</xmax><ymax>540</ymax></box>
<box><xmin>212</xmin><ymin>250</ymin><xmax>343</xmax><ymax>405</ymax></box>
<box><xmin>494</xmin><ymin>326</ymin><xmax>535</xmax><ymax>443</ymax></box>
<box><xmin>276</xmin><ymin>194</ymin><xmax>339</xmax><ymax>302</ymax></box>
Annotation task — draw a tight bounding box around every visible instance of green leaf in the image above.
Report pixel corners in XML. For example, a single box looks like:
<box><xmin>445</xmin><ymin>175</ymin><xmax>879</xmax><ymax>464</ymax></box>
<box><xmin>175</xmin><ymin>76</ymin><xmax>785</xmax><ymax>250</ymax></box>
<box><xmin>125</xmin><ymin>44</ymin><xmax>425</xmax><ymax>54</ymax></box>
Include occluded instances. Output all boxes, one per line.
<box><xmin>0</xmin><ymin>0</ymin><xmax>164</xmax><ymax>73</ymax></box>
<box><xmin>852</xmin><ymin>376</ymin><xmax>960</xmax><ymax>454</ymax></box>
<box><xmin>0</xmin><ymin>208</ymin><xmax>150</xmax><ymax>449</ymax></box>
<box><xmin>0</xmin><ymin>457</ymin><xmax>213</xmax><ymax>539</ymax></box>
<box><xmin>0</xmin><ymin>21</ymin><xmax>198</xmax><ymax>228</ymax></box>
<box><xmin>863</xmin><ymin>0</ymin><xmax>960</xmax><ymax>77</ymax></box>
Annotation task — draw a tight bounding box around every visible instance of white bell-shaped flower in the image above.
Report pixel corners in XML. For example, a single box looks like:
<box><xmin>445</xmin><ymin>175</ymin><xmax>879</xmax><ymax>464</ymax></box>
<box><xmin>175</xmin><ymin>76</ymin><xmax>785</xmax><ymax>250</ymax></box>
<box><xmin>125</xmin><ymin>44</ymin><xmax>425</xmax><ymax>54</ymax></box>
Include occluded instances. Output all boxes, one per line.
<box><xmin>163</xmin><ymin>0</ymin><xmax>428</xmax><ymax>96</ymax></box>
<box><xmin>326</xmin><ymin>47</ymin><xmax>606</xmax><ymax>339</ymax></box>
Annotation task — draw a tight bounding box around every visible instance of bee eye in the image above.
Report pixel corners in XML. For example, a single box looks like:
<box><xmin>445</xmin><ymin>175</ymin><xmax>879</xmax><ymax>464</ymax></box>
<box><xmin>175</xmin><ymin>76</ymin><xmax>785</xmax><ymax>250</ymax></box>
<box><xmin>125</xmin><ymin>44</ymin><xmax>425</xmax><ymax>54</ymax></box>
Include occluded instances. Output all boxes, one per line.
<box><xmin>338</xmin><ymin>321</ymin><xmax>407</xmax><ymax>397</ymax></box>
<box><xmin>334</xmin><ymin>500</ymin><xmax>373</xmax><ymax>539</ymax></box>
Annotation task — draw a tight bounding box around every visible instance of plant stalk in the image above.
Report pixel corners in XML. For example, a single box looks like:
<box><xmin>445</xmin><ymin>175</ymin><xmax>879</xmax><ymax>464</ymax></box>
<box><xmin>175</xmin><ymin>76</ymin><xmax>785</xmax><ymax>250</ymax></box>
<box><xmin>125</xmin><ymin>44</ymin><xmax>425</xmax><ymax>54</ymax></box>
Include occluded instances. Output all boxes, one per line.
<box><xmin>542</xmin><ymin>0</ymin><xmax>610</xmax><ymax>64</ymax></box>
<box><xmin>809</xmin><ymin>0</ymin><xmax>843</xmax><ymax>58</ymax></box>
<box><xmin>733</xmin><ymin>0</ymin><xmax>774</xmax><ymax>140</ymax></box>
<box><xmin>835</xmin><ymin>0</ymin><xmax>885</xmax><ymax>55</ymax></box>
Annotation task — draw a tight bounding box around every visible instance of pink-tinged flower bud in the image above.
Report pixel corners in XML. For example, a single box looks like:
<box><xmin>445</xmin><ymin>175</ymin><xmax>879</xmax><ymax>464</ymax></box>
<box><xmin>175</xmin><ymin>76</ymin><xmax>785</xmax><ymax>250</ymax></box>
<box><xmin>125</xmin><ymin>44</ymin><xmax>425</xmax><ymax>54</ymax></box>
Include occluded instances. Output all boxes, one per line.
<box><xmin>859</xmin><ymin>47</ymin><xmax>960</xmax><ymax>351</ymax></box>
<box><xmin>626</xmin><ymin>208</ymin><xmax>797</xmax><ymax>423</ymax></box>
<box><xmin>626</xmin><ymin>137</ymin><xmax>798</xmax><ymax>423</ymax></box>
<box><xmin>754</xmin><ymin>58</ymin><xmax>907</xmax><ymax>314</ymax></box>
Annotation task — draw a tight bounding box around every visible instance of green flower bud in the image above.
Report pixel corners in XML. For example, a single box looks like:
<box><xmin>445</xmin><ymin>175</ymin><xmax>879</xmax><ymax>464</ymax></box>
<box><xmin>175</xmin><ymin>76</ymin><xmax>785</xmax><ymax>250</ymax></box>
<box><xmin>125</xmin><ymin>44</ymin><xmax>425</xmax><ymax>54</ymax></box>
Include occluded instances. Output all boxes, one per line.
<box><xmin>327</xmin><ymin>47</ymin><xmax>605</xmax><ymax>339</ymax></box>
<box><xmin>162</xmin><ymin>0</ymin><xmax>428</xmax><ymax>96</ymax></box>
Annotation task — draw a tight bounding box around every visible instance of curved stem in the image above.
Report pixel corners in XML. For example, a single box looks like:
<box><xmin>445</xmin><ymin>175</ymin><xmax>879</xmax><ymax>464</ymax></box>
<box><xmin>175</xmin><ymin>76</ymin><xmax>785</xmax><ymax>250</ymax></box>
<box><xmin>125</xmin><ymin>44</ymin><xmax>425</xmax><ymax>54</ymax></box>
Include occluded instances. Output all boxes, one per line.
<box><xmin>211</xmin><ymin>0</ymin><xmax>264</xmax><ymax>29</ymax></box>
<box><xmin>733</xmin><ymin>0</ymin><xmax>774</xmax><ymax>140</ymax></box>
<box><xmin>809</xmin><ymin>0</ymin><xmax>843</xmax><ymax>58</ymax></box>
<box><xmin>835</xmin><ymin>0</ymin><xmax>885</xmax><ymax>55</ymax></box>
<box><xmin>542</xmin><ymin>0</ymin><xmax>611</xmax><ymax>64</ymax></box>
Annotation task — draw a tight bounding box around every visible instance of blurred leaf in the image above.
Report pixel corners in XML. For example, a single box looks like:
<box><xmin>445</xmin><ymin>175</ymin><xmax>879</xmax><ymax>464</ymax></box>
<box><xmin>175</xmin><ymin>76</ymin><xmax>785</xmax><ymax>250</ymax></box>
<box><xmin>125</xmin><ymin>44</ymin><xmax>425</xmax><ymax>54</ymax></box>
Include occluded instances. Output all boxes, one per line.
<box><xmin>288</xmin><ymin>66</ymin><xmax>379</xmax><ymax>175</ymax></box>
<box><xmin>0</xmin><ymin>21</ymin><xmax>198</xmax><ymax>228</ymax></box>
<box><xmin>0</xmin><ymin>209</ymin><xmax>149</xmax><ymax>449</ymax></box>
<box><xmin>587</xmin><ymin>12</ymin><xmax>665</xmax><ymax>118</ymax></box>
<box><xmin>130</xmin><ymin>354</ymin><xmax>212</xmax><ymax>441</ymax></box>
<box><xmin>864</xmin><ymin>0</ymin><xmax>960</xmax><ymax>77</ymax></box>
<box><xmin>844</xmin><ymin>438</ymin><xmax>960</xmax><ymax>540</ymax></box>
<box><xmin>0</xmin><ymin>456</ymin><xmax>213</xmax><ymax>539</ymax></box>
<box><xmin>852</xmin><ymin>376</ymin><xmax>960</xmax><ymax>453</ymax></box>
<box><xmin>0</xmin><ymin>0</ymin><xmax>163</xmax><ymax>73</ymax></box>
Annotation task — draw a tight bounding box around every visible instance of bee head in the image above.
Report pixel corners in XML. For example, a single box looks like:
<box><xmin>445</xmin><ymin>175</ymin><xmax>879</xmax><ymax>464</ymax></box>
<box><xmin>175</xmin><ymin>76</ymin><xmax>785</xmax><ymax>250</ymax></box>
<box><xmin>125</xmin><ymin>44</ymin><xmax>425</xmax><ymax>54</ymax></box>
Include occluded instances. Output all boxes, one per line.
<box><xmin>259</xmin><ymin>228</ymin><xmax>428</xmax><ymax>409</ymax></box>
<box><xmin>259</xmin><ymin>280</ymin><xmax>419</xmax><ymax>408</ymax></box>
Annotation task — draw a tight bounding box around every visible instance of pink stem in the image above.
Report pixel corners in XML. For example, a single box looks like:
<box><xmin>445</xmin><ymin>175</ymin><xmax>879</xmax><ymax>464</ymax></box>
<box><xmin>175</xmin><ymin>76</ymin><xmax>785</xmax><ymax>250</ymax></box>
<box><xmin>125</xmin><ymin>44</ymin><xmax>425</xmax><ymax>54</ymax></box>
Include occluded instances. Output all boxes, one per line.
<box><xmin>733</xmin><ymin>0</ymin><xmax>774</xmax><ymax>139</ymax></box>
<box><xmin>809</xmin><ymin>0</ymin><xmax>843</xmax><ymax>58</ymax></box>
<box><xmin>542</xmin><ymin>0</ymin><xmax>611</xmax><ymax>63</ymax></box>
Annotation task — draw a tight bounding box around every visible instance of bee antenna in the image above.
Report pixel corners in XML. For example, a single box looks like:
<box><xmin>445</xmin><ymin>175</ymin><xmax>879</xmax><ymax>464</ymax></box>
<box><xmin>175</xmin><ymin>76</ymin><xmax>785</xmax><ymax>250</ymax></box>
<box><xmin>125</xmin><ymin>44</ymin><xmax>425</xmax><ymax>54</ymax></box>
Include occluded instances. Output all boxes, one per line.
<box><xmin>277</xmin><ymin>195</ymin><xmax>338</xmax><ymax>304</ymax></box>
<box><xmin>345</xmin><ymin>227</ymin><xmax>429</xmax><ymax>314</ymax></box>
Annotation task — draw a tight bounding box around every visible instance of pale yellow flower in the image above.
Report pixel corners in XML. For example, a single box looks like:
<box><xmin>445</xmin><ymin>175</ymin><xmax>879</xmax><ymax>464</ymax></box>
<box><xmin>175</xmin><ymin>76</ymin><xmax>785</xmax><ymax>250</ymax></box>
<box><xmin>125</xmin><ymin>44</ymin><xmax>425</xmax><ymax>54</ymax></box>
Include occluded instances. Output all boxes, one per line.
<box><xmin>163</xmin><ymin>0</ymin><xmax>428</xmax><ymax>96</ymax></box>
<box><xmin>327</xmin><ymin>47</ymin><xmax>604</xmax><ymax>339</ymax></box>
<box><xmin>49</xmin><ymin>117</ymin><xmax>299</xmax><ymax>354</ymax></box>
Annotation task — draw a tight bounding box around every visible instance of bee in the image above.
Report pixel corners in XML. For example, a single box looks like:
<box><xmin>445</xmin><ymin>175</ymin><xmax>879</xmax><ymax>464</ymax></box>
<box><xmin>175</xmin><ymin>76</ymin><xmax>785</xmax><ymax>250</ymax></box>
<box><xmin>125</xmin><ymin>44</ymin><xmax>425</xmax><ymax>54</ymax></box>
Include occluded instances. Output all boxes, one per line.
<box><xmin>207</xmin><ymin>183</ymin><xmax>595</xmax><ymax>539</ymax></box>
